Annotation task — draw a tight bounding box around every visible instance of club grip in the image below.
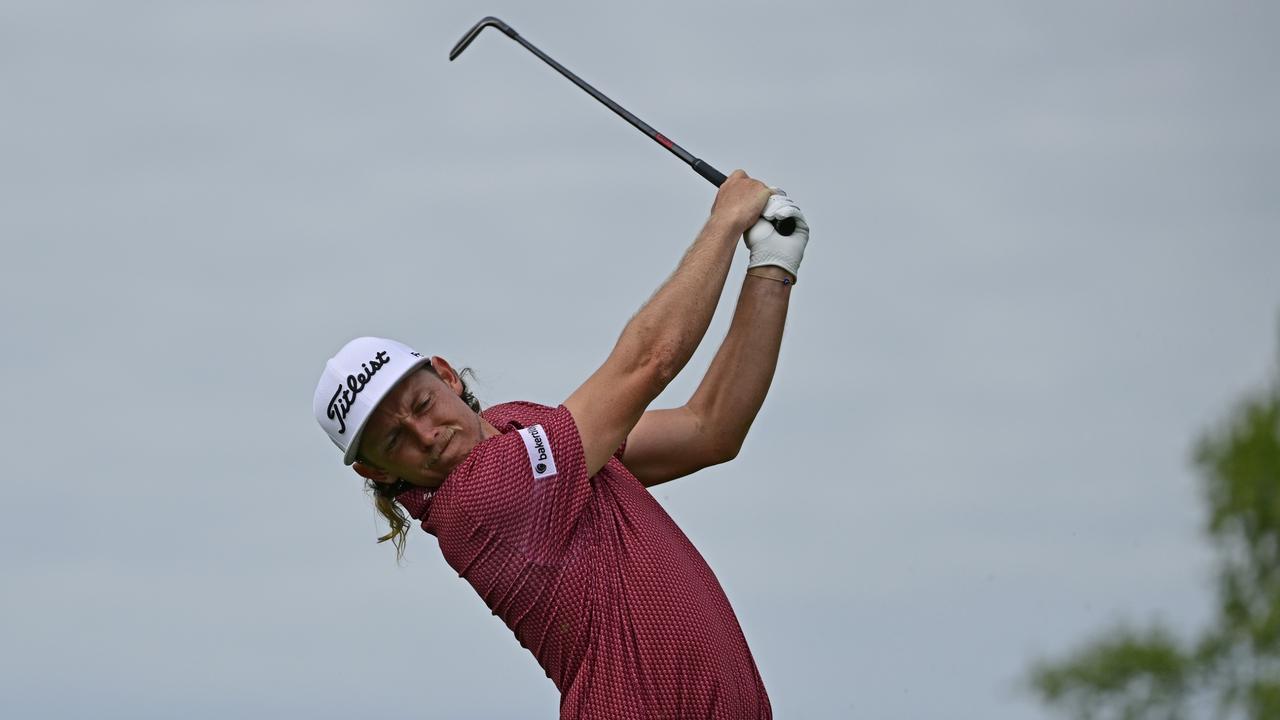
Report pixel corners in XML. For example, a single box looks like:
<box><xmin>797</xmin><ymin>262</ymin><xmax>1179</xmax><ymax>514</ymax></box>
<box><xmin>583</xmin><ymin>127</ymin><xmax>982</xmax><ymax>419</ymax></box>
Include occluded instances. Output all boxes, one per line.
<box><xmin>691</xmin><ymin>159</ymin><xmax>726</xmax><ymax>187</ymax></box>
<box><xmin>693</xmin><ymin>159</ymin><xmax>794</xmax><ymax>235</ymax></box>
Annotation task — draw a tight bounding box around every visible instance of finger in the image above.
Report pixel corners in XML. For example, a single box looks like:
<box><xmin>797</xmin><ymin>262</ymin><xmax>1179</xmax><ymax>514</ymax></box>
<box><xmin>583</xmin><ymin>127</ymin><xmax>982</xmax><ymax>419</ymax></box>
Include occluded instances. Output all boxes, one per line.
<box><xmin>745</xmin><ymin>217</ymin><xmax>774</xmax><ymax>244</ymax></box>
<box><xmin>762</xmin><ymin>196</ymin><xmax>799</xmax><ymax>220</ymax></box>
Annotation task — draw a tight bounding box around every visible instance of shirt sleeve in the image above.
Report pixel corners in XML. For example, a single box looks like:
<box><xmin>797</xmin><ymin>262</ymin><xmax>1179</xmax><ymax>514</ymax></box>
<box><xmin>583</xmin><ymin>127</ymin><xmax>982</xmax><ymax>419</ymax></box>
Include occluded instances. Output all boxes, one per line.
<box><xmin>450</xmin><ymin>405</ymin><xmax>591</xmax><ymax>562</ymax></box>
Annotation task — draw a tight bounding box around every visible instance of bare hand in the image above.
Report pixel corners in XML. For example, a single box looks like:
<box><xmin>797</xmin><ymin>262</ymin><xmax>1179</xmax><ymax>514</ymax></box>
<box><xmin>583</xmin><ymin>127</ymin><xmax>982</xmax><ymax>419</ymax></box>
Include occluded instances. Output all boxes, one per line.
<box><xmin>709</xmin><ymin>170</ymin><xmax>773</xmax><ymax>235</ymax></box>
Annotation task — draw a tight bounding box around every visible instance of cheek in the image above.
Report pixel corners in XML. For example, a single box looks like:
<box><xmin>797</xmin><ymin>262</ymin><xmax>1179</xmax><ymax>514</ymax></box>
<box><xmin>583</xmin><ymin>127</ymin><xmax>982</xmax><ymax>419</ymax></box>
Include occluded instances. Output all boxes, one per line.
<box><xmin>388</xmin><ymin>446</ymin><xmax>425</xmax><ymax>472</ymax></box>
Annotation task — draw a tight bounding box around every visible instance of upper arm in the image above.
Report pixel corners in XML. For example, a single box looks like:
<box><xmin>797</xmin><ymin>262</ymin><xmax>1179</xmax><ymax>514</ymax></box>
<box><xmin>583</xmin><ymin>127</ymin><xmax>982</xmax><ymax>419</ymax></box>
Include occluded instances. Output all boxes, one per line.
<box><xmin>564</xmin><ymin>349</ymin><xmax>666</xmax><ymax>478</ymax></box>
<box><xmin>619</xmin><ymin>405</ymin><xmax>729</xmax><ymax>487</ymax></box>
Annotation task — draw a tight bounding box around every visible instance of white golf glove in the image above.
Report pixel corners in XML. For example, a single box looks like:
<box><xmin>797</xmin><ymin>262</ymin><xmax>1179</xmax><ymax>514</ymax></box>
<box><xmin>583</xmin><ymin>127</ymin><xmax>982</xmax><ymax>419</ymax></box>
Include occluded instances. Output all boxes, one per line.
<box><xmin>744</xmin><ymin>189</ymin><xmax>810</xmax><ymax>279</ymax></box>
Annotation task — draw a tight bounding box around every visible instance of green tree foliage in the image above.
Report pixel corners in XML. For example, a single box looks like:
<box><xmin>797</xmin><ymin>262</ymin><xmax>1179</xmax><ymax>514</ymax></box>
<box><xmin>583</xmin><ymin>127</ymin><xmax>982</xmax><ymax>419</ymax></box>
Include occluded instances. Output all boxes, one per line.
<box><xmin>1029</xmin><ymin>338</ymin><xmax>1280</xmax><ymax>720</ymax></box>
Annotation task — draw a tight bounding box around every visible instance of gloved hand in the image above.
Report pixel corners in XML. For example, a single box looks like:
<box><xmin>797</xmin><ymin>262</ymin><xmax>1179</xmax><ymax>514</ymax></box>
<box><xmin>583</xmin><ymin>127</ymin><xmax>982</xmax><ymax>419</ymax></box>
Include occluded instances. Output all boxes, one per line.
<box><xmin>744</xmin><ymin>189</ymin><xmax>810</xmax><ymax>279</ymax></box>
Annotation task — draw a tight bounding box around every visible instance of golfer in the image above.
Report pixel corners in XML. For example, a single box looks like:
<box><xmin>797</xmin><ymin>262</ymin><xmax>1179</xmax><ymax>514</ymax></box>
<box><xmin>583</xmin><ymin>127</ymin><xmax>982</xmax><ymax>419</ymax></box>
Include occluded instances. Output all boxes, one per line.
<box><xmin>313</xmin><ymin>171</ymin><xmax>809</xmax><ymax>719</ymax></box>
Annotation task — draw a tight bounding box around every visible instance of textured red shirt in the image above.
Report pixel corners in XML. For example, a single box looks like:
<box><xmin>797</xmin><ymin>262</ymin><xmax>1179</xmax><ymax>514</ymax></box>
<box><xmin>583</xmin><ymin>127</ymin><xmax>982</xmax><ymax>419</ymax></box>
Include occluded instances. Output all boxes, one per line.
<box><xmin>396</xmin><ymin>401</ymin><xmax>771</xmax><ymax>719</ymax></box>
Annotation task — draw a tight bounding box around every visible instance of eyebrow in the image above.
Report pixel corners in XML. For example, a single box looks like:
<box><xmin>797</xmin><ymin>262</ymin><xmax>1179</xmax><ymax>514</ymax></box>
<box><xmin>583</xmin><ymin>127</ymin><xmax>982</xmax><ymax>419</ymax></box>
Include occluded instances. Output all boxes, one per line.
<box><xmin>383</xmin><ymin>394</ymin><xmax>428</xmax><ymax>453</ymax></box>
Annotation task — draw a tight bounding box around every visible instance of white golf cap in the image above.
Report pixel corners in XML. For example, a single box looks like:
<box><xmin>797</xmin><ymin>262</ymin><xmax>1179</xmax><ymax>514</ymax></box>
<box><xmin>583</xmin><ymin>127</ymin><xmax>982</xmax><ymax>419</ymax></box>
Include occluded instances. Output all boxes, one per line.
<box><xmin>313</xmin><ymin>336</ymin><xmax>432</xmax><ymax>465</ymax></box>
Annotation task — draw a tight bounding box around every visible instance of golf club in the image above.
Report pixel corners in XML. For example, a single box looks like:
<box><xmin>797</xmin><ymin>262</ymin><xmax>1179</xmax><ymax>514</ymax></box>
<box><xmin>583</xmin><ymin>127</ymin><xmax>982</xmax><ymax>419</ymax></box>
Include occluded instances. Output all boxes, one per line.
<box><xmin>449</xmin><ymin>16</ymin><xmax>797</xmax><ymax>237</ymax></box>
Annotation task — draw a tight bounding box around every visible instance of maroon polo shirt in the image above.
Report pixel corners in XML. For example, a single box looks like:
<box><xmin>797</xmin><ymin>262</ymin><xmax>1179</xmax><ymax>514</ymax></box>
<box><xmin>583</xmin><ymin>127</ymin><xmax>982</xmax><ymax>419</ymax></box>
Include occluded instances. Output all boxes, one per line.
<box><xmin>396</xmin><ymin>401</ymin><xmax>771</xmax><ymax>719</ymax></box>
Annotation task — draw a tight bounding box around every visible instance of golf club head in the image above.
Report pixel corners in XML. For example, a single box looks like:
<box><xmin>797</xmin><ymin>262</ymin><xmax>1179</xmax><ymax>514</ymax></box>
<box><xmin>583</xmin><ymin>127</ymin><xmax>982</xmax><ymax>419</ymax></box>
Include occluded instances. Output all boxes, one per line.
<box><xmin>449</xmin><ymin>16</ymin><xmax>517</xmax><ymax>61</ymax></box>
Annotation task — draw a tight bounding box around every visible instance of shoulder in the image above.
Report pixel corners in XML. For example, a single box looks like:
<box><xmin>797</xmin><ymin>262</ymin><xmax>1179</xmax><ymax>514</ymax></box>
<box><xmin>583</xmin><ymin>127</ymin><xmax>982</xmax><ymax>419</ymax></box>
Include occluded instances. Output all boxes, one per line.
<box><xmin>480</xmin><ymin>400</ymin><xmax>560</xmax><ymax>429</ymax></box>
<box><xmin>476</xmin><ymin>401</ymin><xmax>583</xmax><ymax>468</ymax></box>
<box><xmin>449</xmin><ymin>401</ymin><xmax>566</xmax><ymax>484</ymax></box>
<box><xmin>430</xmin><ymin>402</ymin><xmax>588</xmax><ymax>536</ymax></box>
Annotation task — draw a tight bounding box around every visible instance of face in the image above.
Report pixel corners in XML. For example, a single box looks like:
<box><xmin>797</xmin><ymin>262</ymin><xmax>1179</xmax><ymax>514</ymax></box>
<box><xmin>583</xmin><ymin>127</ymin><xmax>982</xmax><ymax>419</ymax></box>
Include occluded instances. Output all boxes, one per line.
<box><xmin>356</xmin><ymin>357</ymin><xmax>496</xmax><ymax>489</ymax></box>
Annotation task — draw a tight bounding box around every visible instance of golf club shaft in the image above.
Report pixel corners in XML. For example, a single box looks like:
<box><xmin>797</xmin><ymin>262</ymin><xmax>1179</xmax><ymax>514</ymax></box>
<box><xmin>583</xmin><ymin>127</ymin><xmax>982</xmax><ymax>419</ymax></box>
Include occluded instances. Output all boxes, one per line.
<box><xmin>450</xmin><ymin>17</ymin><xmax>795</xmax><ymax>236</ymax></box>
<box><xmin>505</xmin><ymin>32</ymin><xmax>727</xmax><ymax>186</ymax></box>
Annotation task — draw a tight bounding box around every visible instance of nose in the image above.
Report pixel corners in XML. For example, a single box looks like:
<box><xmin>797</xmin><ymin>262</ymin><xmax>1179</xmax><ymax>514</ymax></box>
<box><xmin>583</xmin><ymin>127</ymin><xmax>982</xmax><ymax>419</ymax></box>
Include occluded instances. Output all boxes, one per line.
<box><xmin>406</xmin><ymin>418</ymin><xmax>447</xmax><ymax>452</ymax></box>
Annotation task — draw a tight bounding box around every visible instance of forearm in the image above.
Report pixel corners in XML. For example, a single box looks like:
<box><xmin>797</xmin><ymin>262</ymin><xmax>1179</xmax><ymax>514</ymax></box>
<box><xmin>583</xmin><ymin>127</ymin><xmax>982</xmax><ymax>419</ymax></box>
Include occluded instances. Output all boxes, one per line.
<box><xmin>616</xmin><ymin>215</ymin><xmax>740</xmax><ymax>381</ymax></box>
<box><xmin>686</xmin><ymin>265</ymin><xmax>793</xmax><ymax>457</ymax></box>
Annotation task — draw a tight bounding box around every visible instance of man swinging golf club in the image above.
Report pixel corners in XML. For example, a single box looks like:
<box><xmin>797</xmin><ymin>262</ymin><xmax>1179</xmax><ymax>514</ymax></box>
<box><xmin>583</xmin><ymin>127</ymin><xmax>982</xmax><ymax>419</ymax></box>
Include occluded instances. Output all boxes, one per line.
<box><xmin>314</xmin><ymin>171</ymin><xmax>808</xmax><ymax>719</ymax></box>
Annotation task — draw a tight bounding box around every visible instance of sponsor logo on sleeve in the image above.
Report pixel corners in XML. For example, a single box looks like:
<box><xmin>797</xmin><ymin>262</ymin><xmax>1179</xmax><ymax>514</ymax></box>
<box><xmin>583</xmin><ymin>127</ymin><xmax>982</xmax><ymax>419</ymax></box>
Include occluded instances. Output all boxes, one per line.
<box><xmin>517</xmin><ymin>424</ymin><xmax>558</xmax><ymax>480</ymax></box>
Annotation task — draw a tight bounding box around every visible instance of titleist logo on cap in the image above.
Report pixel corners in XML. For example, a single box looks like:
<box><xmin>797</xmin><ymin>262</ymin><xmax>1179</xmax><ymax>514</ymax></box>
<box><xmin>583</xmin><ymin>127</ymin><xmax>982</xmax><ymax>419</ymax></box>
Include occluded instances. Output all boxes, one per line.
<box><xmin>327</xmin><ymin>350</ymin><xmax>392</xmax><ymax>434</ymax></box>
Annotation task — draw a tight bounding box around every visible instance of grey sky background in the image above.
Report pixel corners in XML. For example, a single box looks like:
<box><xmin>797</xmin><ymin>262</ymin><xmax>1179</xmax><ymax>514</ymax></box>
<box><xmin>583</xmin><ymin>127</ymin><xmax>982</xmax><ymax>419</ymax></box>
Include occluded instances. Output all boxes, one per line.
<box><xmin>2</xmin><ymin>1</ymin><xmax>1278</xmax><ymax>717</ymax></box>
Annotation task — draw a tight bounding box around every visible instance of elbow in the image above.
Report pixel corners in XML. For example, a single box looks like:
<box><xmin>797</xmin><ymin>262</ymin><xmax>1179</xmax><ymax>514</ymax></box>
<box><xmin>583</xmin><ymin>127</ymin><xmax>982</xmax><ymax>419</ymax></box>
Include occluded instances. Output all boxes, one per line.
<box><xmin>706</xmin><ymin>436</ymin><xmax>743</xmax><ymax>466</ymax></box>
<box><xmin>685</xmin><ymin>404</ymin><xmax>743</xmax><ymax>466</ymax></box>
<box><xmin>619</xmin><ymin>318</ymin><xmax>689</xmax><ymax>389</ymax></box>
<box><xmin>638</xmin><ymin>339</ymin><xmax>684</xmax><ymax>389</ymax></box>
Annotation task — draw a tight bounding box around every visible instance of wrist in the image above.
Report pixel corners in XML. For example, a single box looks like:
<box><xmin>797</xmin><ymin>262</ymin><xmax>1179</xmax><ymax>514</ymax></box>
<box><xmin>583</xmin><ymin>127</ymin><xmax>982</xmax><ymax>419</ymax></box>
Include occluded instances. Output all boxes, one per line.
<box><xmin>707</xmin><ymin>211</ymin><xmax>753</xmax><ymax>238</ymax></box>
<box><xmin>745</xmin><ymin>265</ymin><xmax>796</xmax><ymax>286</ymax></box>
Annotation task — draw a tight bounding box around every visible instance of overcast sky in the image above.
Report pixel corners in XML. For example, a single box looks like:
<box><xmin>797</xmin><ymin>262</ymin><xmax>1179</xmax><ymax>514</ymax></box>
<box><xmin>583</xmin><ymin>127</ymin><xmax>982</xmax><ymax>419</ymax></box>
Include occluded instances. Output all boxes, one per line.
<box><xmin>2</xmin><ymin>1</ymin><xmax>1278</xmax><ymax>718</ymax></box>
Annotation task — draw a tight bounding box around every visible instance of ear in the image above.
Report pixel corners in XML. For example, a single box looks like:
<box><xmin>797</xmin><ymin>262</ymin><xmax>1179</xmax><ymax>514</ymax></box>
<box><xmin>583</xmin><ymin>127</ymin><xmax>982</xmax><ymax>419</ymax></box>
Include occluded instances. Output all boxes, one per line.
<box><xmin>429</xmin><ymin>355</ymin><xmax>464</xmax><ymax>396</ymax></box>
<box><xmin>352</xmin><ymin>461</ymin><xmax>392</xmax><ymax>484</ymax></box>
